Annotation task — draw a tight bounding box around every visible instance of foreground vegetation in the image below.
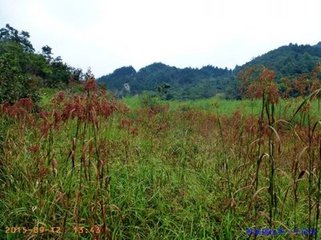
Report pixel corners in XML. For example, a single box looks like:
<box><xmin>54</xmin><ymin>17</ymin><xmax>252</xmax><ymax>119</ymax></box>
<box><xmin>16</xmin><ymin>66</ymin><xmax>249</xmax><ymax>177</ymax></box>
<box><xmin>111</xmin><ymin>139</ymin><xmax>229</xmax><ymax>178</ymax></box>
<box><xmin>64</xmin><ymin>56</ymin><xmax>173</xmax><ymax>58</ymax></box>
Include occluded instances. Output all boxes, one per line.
<box><xmin>1</xmin><ymin>71</ymin><xmax>321</xmax><ymax>239</ymax></box>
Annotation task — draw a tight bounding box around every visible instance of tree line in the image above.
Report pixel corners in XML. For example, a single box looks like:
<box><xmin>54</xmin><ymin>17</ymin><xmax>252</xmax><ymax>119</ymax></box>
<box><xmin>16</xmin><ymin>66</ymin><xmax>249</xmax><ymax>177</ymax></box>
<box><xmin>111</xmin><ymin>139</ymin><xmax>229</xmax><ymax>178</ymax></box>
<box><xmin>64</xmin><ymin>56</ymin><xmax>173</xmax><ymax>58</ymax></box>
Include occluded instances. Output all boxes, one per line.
<box><xmin>1</xmin><ymin>23</ymin><xmax>321</xmax><ymax>103</ymax></box>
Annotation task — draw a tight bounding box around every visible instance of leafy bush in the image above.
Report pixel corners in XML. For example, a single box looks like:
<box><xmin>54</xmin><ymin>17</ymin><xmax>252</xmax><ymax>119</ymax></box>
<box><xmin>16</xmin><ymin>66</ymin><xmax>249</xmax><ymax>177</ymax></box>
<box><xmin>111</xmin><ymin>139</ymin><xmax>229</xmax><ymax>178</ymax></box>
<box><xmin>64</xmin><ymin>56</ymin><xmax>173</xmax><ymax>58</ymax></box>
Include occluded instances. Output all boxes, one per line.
<box><xmin>139</xmin><ymin>92</ymin><xmax>160</xmax><ymax>109</ymax></box>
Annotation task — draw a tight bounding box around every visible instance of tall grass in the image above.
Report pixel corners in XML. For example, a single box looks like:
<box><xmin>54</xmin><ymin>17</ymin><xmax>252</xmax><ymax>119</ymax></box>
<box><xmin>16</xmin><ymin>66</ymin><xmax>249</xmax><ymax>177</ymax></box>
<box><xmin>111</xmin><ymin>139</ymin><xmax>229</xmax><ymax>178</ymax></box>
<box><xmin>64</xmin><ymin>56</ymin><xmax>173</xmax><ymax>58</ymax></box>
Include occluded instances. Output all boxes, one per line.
<box><xmin>1</xmin><ymin>72</ymin><xmax>321</xmax><ymax>239</ymax></box>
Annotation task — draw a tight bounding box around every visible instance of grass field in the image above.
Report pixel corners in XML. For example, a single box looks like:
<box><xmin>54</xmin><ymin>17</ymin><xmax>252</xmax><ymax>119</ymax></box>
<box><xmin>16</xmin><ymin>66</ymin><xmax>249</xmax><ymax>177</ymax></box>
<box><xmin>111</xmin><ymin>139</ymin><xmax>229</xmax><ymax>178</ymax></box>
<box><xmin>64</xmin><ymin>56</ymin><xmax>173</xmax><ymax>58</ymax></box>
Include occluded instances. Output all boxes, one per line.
<box><xmin>124</xmin><ymin>94</ymin><xmax>321</xmax><ymax>119</ymax></box>
<box><xmin>1</xmin><ymin>84</ymin><xmax>321</xmax><ymax>239</ymax></box>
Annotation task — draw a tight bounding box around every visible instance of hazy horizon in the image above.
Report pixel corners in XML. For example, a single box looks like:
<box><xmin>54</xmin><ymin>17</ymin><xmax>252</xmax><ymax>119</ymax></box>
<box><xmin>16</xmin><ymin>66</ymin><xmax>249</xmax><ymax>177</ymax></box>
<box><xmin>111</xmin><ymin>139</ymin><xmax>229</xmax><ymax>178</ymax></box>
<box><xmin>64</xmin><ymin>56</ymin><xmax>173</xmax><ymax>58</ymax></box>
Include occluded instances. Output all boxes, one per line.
<box><xmin>1</xmin><ymin>0</ymin><xmax>321</xmax><ymax>77</ymax></box>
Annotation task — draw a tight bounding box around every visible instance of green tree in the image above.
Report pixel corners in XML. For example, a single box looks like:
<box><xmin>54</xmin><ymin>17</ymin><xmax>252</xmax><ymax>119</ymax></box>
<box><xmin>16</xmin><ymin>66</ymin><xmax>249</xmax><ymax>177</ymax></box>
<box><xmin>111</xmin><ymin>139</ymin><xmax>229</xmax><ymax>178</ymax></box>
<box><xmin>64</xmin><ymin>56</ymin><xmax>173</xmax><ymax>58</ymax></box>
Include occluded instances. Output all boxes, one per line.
<box><xmin>41</xmin><ymin>45</ymin><xmax>53</xmax><ymax>62</ymax></box>
<box><xmin>0</xmin><ymin>24</ymin><xmax>34</xmax><ymax>52</ymax></box>
<box><xmin>45</xmin><ymin>57</ymin><xmax>71</xmax><ymax>87</ymax></box>
<box><xmin>0</xmin><ymin>41</ymin><xmax>39</xmax><ymax>103</ymax></box>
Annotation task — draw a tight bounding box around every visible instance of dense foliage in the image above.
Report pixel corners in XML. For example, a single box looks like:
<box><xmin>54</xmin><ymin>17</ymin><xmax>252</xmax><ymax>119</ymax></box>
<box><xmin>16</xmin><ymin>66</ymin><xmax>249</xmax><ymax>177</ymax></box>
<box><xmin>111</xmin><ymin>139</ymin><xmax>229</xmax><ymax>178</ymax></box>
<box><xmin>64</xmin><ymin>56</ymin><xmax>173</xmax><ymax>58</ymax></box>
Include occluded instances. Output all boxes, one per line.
<box><xmin>0</xmin><ymin>24</ymin><xmax>82</xmax><ymax>103</ymax></box>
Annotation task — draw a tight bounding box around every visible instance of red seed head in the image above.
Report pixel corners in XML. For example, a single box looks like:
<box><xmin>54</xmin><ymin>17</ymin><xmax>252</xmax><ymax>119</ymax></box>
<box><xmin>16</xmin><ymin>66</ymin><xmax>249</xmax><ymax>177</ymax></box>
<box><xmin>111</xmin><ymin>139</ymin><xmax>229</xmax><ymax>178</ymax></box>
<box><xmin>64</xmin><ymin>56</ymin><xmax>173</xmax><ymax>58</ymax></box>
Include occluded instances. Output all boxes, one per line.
<box><xmin>85</xmin><ymin>76</ymin><xmax>97</xmax><ymax>92</ymax></box>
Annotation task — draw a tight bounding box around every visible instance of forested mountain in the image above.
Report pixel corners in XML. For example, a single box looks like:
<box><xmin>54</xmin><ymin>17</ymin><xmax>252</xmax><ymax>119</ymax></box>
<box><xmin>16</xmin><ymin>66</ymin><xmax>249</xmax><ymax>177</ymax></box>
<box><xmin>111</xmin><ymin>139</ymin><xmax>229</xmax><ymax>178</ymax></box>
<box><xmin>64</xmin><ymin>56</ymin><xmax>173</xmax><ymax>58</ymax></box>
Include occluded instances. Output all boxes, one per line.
<box><xmin>236</xmin><ymin>43</ymin><xmax>321</xmax><ymax>78</ymax></box>
<box><xmin>98</xmin><ymin>63</ymin><xmax>234</xmax><ymax>99</ymax></box>
<box><xmin>98</xmin><ymin>42</ymin><xmax>321</xmax><ymax>99</ymax></box>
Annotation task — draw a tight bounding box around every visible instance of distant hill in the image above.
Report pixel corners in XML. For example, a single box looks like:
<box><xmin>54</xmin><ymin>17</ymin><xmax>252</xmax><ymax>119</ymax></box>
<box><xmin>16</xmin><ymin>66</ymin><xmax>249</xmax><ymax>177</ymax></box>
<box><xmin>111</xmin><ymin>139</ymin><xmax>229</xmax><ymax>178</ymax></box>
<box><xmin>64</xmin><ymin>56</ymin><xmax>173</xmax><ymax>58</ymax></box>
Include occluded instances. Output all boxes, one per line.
<box><xmin>98</xmin><ymin>63</ymin><xmax>234</xmax><ymax>99</ymax></box>
<box><xmin>236</xmin><ymin>43</ymin><xmax>321</xmax><ymax>78</ymax></box>
<box><xmin>98</xmin><ymin>42</ymin><xmax>321</xmax><ymax>99</ymax></box>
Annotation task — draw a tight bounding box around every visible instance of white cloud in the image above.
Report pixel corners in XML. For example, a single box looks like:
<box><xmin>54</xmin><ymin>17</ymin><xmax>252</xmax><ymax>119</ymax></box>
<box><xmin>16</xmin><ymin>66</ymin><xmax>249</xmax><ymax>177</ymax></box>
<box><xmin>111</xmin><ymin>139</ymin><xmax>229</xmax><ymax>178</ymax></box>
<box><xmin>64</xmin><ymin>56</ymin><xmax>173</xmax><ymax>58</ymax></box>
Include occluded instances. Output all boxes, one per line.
<box><xmin>1</xmin><ymin>0</ymin><xmax>321</xmax><ymax>76</ymax></box>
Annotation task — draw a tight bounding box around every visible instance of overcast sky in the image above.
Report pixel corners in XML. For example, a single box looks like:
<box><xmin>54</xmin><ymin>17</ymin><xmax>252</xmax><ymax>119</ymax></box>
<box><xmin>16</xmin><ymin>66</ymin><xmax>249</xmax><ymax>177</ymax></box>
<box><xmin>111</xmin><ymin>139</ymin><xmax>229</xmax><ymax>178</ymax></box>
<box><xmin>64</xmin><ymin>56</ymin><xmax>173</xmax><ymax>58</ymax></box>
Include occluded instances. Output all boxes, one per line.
<box><xmin>1</xmin><ymin>0</ymin><xmax>321</xmax><ymax>77</ymax></box>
